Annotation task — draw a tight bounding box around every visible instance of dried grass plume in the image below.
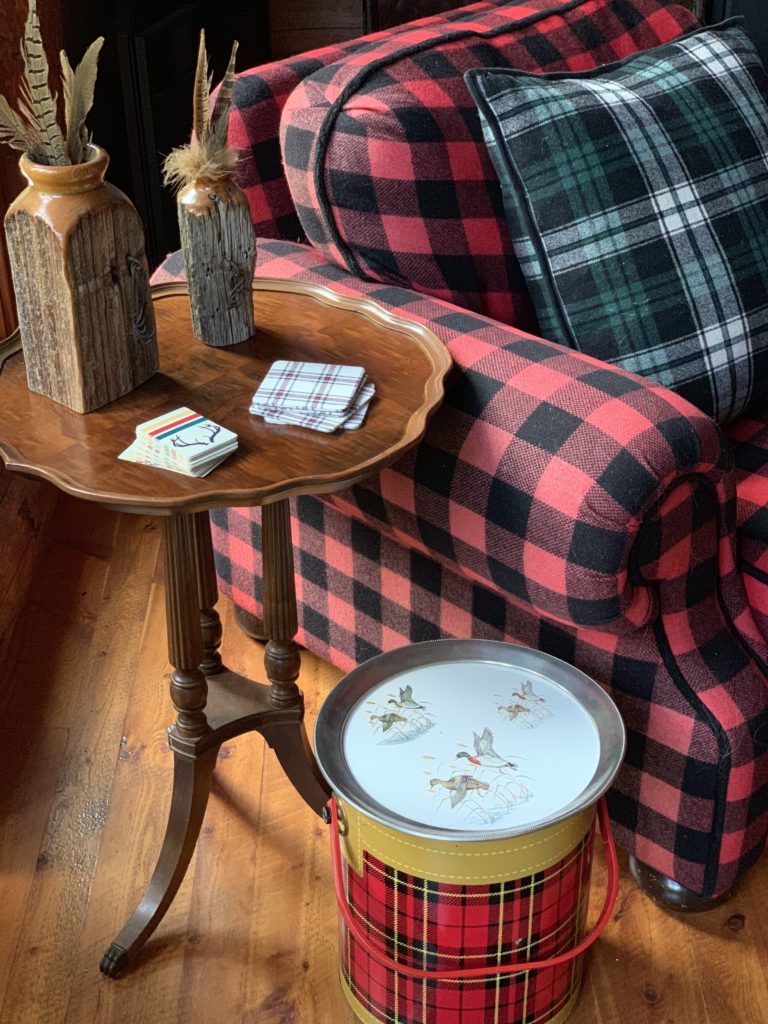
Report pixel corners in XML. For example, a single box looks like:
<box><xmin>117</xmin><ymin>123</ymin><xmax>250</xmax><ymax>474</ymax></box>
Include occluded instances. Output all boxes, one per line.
<box><xmin>163</xmin><ymin>31</ymin><xmax>240</xmax><ymax>190</ymax></box>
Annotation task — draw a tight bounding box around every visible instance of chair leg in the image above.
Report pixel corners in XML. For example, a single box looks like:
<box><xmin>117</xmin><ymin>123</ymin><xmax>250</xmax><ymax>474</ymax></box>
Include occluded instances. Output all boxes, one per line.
<box><xmin>234</xmin><ymin>603</ymin><xmax>267</xmax><ymax>642</ymax></box>
<box><xmin>628</xmin><ymin>856</ymin><xmax>733</xmax><ymax>913</ymax></box>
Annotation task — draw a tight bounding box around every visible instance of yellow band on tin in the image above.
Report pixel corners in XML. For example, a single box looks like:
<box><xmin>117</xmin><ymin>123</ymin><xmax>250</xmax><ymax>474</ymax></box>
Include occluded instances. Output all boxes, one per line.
<box><xmin>338</xmin><ymin>798</ymin><xmax>595</xmax><ymax>884</ymax></box>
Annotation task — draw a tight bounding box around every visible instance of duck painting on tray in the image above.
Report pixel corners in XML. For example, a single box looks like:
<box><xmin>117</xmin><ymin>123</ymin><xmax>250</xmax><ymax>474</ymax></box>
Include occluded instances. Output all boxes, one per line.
<box><xmin>497</xmin><ymin>679</ymin><xmax>553</xmax><ymax>728</ymax></box>
<box><xmin>426</xmin><ymin>725</ymin><xmax>534</xmax><ymax>826</ymax></box>
<box><xmin>365</xmin><ymin>685</ymin><xmax>435</xmax><ymax>744</ymax></box>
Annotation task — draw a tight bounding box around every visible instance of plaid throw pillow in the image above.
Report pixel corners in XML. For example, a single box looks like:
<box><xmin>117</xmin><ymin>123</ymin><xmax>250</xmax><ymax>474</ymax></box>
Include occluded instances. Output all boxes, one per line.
<box><xmin>465</xmin><ymin>21</ymin><xmax>768</xmax><ymax>423</ymax></box>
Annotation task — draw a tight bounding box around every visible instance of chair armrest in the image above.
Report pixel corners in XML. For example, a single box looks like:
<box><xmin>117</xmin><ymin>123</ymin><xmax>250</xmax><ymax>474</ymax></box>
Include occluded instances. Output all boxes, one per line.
<box><xmin>152</xmin><ymin>240</ymin><xmax>733</xmax><ymax>632</ymax></box>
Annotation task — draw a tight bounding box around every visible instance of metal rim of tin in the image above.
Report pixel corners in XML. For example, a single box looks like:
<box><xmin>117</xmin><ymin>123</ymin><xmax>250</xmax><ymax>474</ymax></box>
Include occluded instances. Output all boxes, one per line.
<box><xmin>315</xmin><ymin>638</ymin><xmax>626</xmax><ymax>843</ymax></box>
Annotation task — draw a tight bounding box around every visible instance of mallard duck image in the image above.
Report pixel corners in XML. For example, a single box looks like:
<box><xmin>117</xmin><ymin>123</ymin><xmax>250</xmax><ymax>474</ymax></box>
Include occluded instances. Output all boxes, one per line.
<box><xmin>456</xmin><ymin>727</ymin><xmax>518</xmax><ymax>769</ymax></box>
<box><xmin>369</xmin><ymin>712</ymin><xmax>407</xmax><ymax>733</ymax></box>
<box><xmin>387</xmin><ymin>684</ymin><xmax>424</xmax><ymax>710</ymax></box>
<box><xmin>429</xmin><ymin>774</ymin><xmax>490</xmax><ymax>807</ymax></box>
<box><xmin>512</xmin><ymin>680</ymin><xmax>546</xmax><ymax>704</ymax></box>
<box><xmin>497</xmin><ymin>703</ymin><xmax>530</xmax><ymax>721</ymax></box>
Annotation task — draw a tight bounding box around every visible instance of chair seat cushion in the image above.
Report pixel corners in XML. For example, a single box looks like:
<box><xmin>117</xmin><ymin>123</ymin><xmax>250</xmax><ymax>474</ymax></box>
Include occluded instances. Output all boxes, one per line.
<box><xmin>465</xmin><ymin>21</ymin><xmax>768</xmax><ymax>423</ymax></box>
<box><xmin>280</xmin><ymin>0</ymin><xmax>697</xmax><ymax>329</ymax></box>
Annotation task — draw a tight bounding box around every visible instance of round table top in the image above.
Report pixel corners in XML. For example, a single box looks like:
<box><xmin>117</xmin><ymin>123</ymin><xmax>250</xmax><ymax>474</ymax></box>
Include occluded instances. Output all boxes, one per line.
<box><xmin>0</xmin><ymin>280</ymin><xmax>451</xmax><ymax>515</ymax></box>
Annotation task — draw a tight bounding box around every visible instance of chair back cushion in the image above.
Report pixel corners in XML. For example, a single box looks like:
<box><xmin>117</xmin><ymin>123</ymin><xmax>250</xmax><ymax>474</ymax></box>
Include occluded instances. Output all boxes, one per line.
<box><xmin>280</xmin><ymin>0</ymin><xmax>698</xmax><ymax>328</ymax></box>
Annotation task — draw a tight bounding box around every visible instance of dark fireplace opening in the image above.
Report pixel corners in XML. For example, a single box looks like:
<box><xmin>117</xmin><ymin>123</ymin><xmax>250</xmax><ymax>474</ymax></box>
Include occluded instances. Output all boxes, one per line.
<box><xmin>61</xmin><ymin>1</ymin><xmax>269</xmax><ymax>269</ymax></box>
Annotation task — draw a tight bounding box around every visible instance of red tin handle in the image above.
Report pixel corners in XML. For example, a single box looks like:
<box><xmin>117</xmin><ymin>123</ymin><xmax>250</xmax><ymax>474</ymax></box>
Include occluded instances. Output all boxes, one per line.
<box><xmin>326</xmin><ymin>797</ymin><xmax>619</xmax><ymax>981</ymax></box>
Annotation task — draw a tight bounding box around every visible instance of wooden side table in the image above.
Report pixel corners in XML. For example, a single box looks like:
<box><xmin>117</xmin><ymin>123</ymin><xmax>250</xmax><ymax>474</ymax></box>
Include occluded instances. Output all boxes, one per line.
<box><xmin>0</xmin><ymin>280</ymin><xmax>450</xmax><ymax>977</ymax></box>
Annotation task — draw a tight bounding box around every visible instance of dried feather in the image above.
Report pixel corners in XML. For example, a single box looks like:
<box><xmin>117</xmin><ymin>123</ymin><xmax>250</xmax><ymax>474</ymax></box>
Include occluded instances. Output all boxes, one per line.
<box><xmin>0</xmin><ymin>94</ymin><xmax>41</xmax><ymax>154</ymax></box>
<box><xmin>211</xmin><ymin>40</ymin><xmax>238</xmax><ymax>148</ymax></box>
<box><xmin>60</xmin><ymin>36</ymin><xmax>104</xmax><ymax>163</ymax></box>
<box><xmin>192</xmin><ymin>30</ymin><xmax>211</xmax><ymax>143</ymax></box>
<box><xmin>162</xmin><ymin>137</ymin><xmax>238</xmax><ymax>192</ymax></box>
<box><xmin>20</xmin><ymin>0</ymin><xmax>66</xmax><ymax>163</ymax></box>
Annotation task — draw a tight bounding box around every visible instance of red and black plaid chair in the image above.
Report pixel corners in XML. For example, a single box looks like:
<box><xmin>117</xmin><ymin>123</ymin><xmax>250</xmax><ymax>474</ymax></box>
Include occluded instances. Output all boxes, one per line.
<box><xmin>154</xmin><ymin>0</ymin><xmax>768</xmax><ymax>907</ymax></box>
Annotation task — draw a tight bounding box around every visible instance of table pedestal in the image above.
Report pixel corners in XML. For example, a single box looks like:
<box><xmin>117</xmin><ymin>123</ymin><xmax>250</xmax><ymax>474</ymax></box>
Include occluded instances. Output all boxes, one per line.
<box><xmin>99</xmin><ymin>499</ymin><xmax>330</xmax><ymax>977</ymax></box>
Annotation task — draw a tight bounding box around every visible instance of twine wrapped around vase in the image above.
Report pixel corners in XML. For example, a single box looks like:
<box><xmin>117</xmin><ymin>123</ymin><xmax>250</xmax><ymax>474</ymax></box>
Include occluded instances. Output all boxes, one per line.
<box><xmin>177</xmin><ymin>175</ymin><xmax>255</xmax><ymax>347</ymax></box>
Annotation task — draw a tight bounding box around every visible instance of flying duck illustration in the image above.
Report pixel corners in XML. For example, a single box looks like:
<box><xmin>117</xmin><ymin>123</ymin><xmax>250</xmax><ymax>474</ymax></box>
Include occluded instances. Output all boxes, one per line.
<box><xmin>429</xmin><ymin>774</ymin><xmax>490</xmax><ymax>807</ymax></box>
<box><xmin>456</xmin><ymin>727</ymin><xmax>518</xmax><ymax>769</ymax></box>
<box><xmin>512</xmin><ymin>680</ymin><xmax>545</xmax><ymax>704</ymax></box>
<box><xmin>497</xmin><ymin>703</ymin><xmax>530</xmax><ymax>721</ymax></box>
<box><xmin>388</xmin><ymin>684</ymin><xmax>424</xmax><ymax>710</ymax></box>
<box><xmin>370</xmin><ymin>712</ymin><xmax>407</xmax><ymax>733</ymax></box>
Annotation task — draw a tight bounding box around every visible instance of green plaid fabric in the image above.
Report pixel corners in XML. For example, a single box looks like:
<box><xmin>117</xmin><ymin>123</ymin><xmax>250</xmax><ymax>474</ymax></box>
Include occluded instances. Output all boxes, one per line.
<box><xmin>465</xmin><ymin>21</ymin><xmax>768</xmax><ymax>423</ymax></box>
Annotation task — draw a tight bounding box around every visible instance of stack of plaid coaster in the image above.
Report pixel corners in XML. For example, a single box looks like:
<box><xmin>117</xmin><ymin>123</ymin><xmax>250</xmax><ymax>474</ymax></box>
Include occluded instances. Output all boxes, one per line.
<box><xmin>250</xmin><ymin>360</ymin><xmax>375</xmax><ymax>432</ymax></box>
<box><xmin>119</xmin><ymin>407</ymin><xmax>238</xmax><ymax>477</ymax></box>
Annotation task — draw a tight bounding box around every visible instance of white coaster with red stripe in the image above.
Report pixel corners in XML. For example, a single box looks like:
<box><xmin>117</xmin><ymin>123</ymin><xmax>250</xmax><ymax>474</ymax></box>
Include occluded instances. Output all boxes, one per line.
<box><xmin>118</xmin><ymin>407</ymin><xmax>238</xmax><ymax>477</ymax></box>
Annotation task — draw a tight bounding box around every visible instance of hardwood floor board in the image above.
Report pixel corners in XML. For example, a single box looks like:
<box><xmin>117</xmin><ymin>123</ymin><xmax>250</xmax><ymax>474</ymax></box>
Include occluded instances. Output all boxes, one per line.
<box><xmin>676</xmin><ymin>893</ymin><xmax>768</xmax><ymax>1023</ymax></box>
<box><xmin>0</xmin><ymin>728</ymin><xmax>69</xmax><ymax>1005</ymax></box>
<box><xmin>64</xmin><ymin>576</ymin><xmax>190</xmax><ymax>1024</ymax></box>
<box><xmin>570</xmin><ymin>867</ymin><xmax>710</xmax><ymax>1024</ymax></box>
<box><xmin>0</xmin><ymin>506</ymin><xmax>162</xmax><ymax>1024</ymax></box>
<box><xmin>2</xmin><ymin>502</ymin><xmax>768</xmax><ymax>1022</ymax></box>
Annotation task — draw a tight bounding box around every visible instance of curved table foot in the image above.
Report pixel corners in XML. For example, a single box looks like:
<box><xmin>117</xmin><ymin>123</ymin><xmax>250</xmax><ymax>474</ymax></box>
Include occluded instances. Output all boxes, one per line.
<box><xmin>100</xmin><ymin>742</ymin><xmax>220</xmax><ymax>977</ymax></box>
<box><xmin>262</xmin><ymin>718</ymin><xmax>331</xmax><ymax>816</ymax></box>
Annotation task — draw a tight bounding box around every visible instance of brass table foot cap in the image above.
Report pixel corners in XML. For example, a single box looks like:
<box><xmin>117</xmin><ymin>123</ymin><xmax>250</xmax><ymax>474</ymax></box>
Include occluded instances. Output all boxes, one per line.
<box><xmin>100</xmin><ymin>943</ymin><xmax>129</xmax><ymax>978</ymax></box>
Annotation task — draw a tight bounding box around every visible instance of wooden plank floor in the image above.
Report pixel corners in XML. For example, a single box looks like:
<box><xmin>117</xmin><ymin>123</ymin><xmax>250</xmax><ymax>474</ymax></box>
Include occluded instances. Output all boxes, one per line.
<box><xmin>1</xmin><ymin>495</ymin><xmax>767</xmax><ymax>1023</ymax></box>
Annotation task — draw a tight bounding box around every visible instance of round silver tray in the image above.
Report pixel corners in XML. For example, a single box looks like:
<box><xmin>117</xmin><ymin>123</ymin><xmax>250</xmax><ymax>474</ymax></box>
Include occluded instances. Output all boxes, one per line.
<box><xmin>314</xmin><ymin>638</ymin><xmax>626</xmax><ymax>842</ymax></box>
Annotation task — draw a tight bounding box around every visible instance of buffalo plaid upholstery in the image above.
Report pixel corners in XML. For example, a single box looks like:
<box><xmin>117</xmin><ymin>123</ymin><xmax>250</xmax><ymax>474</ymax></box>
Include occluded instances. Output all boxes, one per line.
<box><xmin>152</xmin><ymin>0</ymin><xmax>768</xmax><ymax>901</ymax></box>
<box><xmin>466</xmin><ymin>22</ymin><xmax>768</xmax><ymax>423</ymax></box>
<box><xmin>341</xmin><ymin>834</ymin><xmax>593</xmax><ymax>1024</ymax></box>
<box><xmin>280</xmin><ymin>0</ymin><xmax>697</xmax><ymax>326</ymax></box>
<box><xmin>729</xmin><ymin>411</ymin><xmax>768</xmax><ymax>639</ymax></box>
<box><xmin>225</xmin><ymin>1</ymin><xmax>504</xmax><ymax>243</ymax></box>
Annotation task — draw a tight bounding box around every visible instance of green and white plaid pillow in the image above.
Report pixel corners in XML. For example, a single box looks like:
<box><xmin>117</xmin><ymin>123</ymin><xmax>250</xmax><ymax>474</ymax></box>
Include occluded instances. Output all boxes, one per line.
<box><xmin>465</xmin><ymin>21</ymin><xmax>768</xmax><ymax>423</ymax></box>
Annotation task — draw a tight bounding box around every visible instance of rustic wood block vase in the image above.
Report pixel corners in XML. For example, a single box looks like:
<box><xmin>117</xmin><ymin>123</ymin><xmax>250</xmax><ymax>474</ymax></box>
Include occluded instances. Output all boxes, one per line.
<box><xmin>3</xmin><ymin>145</ymin><xmax>158</xmax><ymax>414</ymax></box>
<box><xmin>177</xmin><ymin>176</ymin><xmax>256</xmax><ymax>347</ymax></box>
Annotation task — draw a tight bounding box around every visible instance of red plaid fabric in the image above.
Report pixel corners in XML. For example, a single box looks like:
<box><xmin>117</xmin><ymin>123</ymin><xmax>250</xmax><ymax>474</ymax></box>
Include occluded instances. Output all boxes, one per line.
<box><xmin>280</xmin><ymin>0</ymin><xmax>697</xmax><ymax>326</ymax></box>
<box><xmin>151</xmin><ymin>0</ymin><xmax>768</xmax><ymax>901</ymax></box>
<box><xmin>727</xmin><ymin>412</ymin><xmax>768</xmax><ymax>640</ymax></box>
<box><xmin>155</xmin><ymin>239</ymin><xmax>768</xmax><ymax>899</ymax></box>
<box><xmin>341</xmin><ymin>831</ymin><xmax>593</xmax><ymax>1024</ymax></box>
<box><xmin>224</xmin><ymin>1</ymin><xmax>501</xmax><ymax>243</ymax></box>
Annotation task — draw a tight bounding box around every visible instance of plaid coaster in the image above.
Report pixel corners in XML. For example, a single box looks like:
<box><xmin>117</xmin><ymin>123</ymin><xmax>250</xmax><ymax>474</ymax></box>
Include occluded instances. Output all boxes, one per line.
<box><xmin>262</xmin><ymin>382</ymin><xmax>376</xmax><ymax>432</ymax></box>
<box><xmin>251</xmin><ymin>360</ymin><xmax>366</xmax><ymax>413</ymax></box>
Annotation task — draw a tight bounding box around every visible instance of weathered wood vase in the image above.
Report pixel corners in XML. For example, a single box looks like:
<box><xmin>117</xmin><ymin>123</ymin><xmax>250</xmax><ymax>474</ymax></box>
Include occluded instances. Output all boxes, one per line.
<box><xmin>3</xmin><ymin>145</ymin><xmax>158</xmax><ymax>414</ymax></box>
<box><xmin>177</xmin><ymin>175</ymin><xmax>255</xmax><ymax>347</ymax></box>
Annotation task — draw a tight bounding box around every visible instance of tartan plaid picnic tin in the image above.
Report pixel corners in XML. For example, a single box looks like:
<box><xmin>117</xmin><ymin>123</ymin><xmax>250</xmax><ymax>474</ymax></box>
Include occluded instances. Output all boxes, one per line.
<box><xmin>315</xmin><ymin>639</ymin><xmax>626</xmax><ymax>1024</ymax></box>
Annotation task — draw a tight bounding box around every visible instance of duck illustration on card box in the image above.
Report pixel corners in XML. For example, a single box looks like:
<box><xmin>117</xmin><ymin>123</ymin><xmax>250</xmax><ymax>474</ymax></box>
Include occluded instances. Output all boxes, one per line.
<box><xmin>366</xmin><ymin>685</ymin><xmax>435</xmax><ymax>744</ymax></box>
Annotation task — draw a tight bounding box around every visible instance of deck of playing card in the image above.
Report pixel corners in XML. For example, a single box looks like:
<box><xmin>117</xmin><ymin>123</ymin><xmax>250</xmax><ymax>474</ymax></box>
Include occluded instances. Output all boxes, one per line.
<box><xmin>118</xmin><ymin>408</ymin><xmax>238</xmax><ymax>477</ymax></box>
<box><xmin>250</xmin><ymin>361</ymin><xmax>375</xmax><ymax>432</ymax></box>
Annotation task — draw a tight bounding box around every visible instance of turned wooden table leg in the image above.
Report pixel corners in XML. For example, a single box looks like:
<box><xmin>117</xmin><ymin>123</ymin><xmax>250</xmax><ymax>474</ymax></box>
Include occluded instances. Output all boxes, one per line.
<box><xmin>193</xmin><ymin>510</ymin><xmax>223</xmax><ymax>675</ymax></box>
<box><xmin>260</xmin><ymin>499</ymin><xmax>330</xmax><ymax>813</ymax></box>
<box><xmin>101</xmin><ymin>513</ymin><xmax>218</xmax><ymax>977</ymax></box>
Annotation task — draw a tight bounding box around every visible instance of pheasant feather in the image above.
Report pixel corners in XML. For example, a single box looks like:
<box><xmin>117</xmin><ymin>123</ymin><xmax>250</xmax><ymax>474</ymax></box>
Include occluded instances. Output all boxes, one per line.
<box><xmin>163</xmin><ymin>30</ymin><xmax>240</xmax><ymax>190</ymax></box>
<box><xmin>0</xmin><ymin>95</ymin><xmax>41</xmax><ymax>156</ymax></box>
<box><xmin>192</xmin><ymin>30</ymin><xmax>211</xmax><ymax>143</ymax></box>
<box><xmin>60</xmin><ymin>37</ymin><xmax>104</xmax><ymax>164</ymax></box>
<box><xmin>211</xmin><ymin>40</ymin><xmax>239</xmax><ymax>148</ymax></box>
<box><xmin>19</xmin><ymin>0</ymin><xmax>66</xmax><ymax>164</ymax></box>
